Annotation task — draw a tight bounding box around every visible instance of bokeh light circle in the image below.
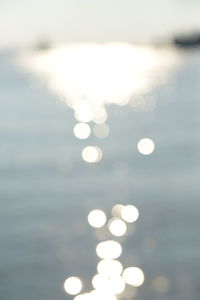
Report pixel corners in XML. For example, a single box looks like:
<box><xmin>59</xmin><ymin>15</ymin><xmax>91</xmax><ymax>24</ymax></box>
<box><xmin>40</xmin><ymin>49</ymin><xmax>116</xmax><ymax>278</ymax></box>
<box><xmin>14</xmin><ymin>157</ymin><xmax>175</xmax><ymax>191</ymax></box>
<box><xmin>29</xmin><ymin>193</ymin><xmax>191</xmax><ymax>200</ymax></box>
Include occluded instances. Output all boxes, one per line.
<box><xmin>97</xmin><ymin>259</ymin><xmax>123</xmax><ymax>277</ymax></box>
<box><xmin>137</xmin><ymin>138</ymin><xmax>155</xmax><ymax>155</ymax></box>
<box><xmin>88</xmin><ymin>209</ymin><xmax>107</xmax><ymax>228</ymax></box>
<box><xmin>96</xmin><ymin>240</ymin><xmax>122</xmax><ymax>259</ymax></box>
<box><xmin>82</xmin><ymin>146</ymin><xmax>102</xmax><ymax>163</ymax></box>
<box><xmin>123</xmin><ymin>267</ymin><xmax>145</xmax><ymax>287</ymax></box>
<box><xmin>73</xmin><ymin>123</ymin><xmax>91</xmax><ymax>139</ymax></box>
<box><xmin>64</xmin><ymin>276</ymin><xmax>82</xmax><ymax>295</ymax></box>
<box><xmin>93</xmin><ymin>123</ymin><xmax>109</xmax><ymax>139</ymax></box>
<box><xmin>74</xmin><ymin>100</ymin><xmax>94</xmax><ymax>123</ymax></box>
<box><xmin>108</xmin><ymin>218</ymin><xmax>127</xmax><ymax>237</ymax></box>
<box><xmin>92</xmin><ymin>274</ymin><xmax>125</xmax><ymax>295</ymax></box>
<box><xmin>90</xmin><ymin>290</ymin><xmax>117</xmax><ymax>300</ymax></box>
<box><xmin>121</xmin><ymin>205</ymin><xmax>139</xmax><ymax>223</ymax></box>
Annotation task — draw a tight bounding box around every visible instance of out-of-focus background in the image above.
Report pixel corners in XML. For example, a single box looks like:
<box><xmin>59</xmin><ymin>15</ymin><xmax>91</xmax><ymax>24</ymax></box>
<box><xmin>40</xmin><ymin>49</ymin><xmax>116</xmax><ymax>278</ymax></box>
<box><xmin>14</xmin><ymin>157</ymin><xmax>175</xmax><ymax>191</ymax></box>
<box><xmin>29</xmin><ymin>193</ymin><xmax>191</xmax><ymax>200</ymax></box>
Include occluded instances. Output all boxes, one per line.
<box><xmin>1</xmin><ymin>0</ymin><xmax>200</xmax><ymax>47</ymax></box>
<box><xmin>0</xmin><ymin>1</ymin><xmax>200</xmax><ymax>300</ymax></box>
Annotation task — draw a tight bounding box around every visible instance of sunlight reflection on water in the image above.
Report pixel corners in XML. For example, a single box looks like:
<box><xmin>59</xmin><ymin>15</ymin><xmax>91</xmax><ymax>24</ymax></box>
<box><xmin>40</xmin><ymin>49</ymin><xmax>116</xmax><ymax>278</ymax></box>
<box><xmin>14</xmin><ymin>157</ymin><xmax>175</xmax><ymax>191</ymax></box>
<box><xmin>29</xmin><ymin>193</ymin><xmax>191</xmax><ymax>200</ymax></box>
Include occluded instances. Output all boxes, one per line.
<box><xmin>19</xmin><ymin>43</ymin><xmax>180</xmax><ymax>163</ymax></box>
<box><xmin>64</xmin><ymin>204</ymin><xmax>145</xmax><ymax>299</ymax></box>
<box><xmin>21</xmin><ymin>43</ymin><xmax>179</xmax><ymax>110</ymax></box>
<box><xmin>15</xmin><ymin>44</ymin><xmax>180</xmax><ymax>299</ymax></box>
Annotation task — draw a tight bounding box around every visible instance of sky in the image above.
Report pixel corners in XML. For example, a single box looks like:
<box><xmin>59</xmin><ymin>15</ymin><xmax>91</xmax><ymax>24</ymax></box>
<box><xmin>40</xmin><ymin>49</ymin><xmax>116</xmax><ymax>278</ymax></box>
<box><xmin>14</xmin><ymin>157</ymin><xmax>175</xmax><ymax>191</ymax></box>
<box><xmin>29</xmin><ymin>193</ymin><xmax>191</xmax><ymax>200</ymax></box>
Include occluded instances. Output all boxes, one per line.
<box><xmin>0</xmin><ymin>0</ymin><xmax>200</xmax><ymax>47</ymax></box>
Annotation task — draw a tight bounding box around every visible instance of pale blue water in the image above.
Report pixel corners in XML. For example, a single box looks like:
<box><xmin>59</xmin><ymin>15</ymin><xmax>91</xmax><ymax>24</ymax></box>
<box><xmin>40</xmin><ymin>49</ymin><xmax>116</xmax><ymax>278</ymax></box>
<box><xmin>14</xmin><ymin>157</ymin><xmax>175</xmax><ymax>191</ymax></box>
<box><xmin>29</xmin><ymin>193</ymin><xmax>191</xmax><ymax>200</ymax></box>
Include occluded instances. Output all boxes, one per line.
<box><xmin>0</xmin><ymin>48</ymin><xmax>200</xmax><ymax>300</ymax></box>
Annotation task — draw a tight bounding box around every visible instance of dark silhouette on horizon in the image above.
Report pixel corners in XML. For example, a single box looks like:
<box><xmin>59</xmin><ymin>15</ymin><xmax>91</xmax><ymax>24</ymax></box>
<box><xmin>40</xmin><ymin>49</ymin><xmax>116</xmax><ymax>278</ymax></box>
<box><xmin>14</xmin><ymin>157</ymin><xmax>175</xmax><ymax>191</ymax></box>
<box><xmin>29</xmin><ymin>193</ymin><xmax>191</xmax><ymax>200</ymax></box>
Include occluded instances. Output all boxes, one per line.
<box><xmin>173</xmin><ymin>33</ymin><xmax>200</xmax><ymax>48</ymax></box>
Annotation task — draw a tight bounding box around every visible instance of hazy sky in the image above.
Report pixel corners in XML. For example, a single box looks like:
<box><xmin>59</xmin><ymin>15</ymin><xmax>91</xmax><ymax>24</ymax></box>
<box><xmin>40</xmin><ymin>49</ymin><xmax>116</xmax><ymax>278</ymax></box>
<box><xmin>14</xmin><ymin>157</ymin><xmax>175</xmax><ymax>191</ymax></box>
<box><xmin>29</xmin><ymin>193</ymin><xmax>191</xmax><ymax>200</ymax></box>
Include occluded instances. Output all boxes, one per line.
<box><xmin>1</xmin><ymin>0</ymin><xmax>200</xmax><ymax>47</ymax></box>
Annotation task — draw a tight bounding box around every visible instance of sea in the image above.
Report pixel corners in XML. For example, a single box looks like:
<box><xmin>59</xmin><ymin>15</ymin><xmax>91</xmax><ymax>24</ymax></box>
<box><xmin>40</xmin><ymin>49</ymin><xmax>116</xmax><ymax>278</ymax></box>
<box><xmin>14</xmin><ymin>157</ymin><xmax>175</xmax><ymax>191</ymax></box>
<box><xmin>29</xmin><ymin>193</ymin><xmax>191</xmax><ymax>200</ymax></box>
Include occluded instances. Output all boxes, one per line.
<box><xmin>0</xmin><ymin>44</ymin><xmax>199</xmax><ymax>300</ymax></box>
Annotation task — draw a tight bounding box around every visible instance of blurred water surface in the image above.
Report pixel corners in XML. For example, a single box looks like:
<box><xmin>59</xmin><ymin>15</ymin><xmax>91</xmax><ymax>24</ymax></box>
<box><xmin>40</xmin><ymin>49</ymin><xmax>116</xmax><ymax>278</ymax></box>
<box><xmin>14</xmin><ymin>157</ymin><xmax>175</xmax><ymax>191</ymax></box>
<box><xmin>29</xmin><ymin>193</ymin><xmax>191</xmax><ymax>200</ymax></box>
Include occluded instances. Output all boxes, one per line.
<box><xmin>0</xmin><ymin>44</ymin><xmax>200</xmax><ymax>300</ymax></box>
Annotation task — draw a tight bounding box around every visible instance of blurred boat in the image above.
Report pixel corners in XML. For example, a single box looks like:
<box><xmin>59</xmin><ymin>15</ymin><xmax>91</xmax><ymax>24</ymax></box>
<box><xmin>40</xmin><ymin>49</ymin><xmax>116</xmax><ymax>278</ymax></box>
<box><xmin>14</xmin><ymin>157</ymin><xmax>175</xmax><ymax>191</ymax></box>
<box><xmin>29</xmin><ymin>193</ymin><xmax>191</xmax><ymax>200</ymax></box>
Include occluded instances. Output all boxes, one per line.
<box><xmin>173</xmin><ymin>33</ymin><xmax>200</xmax><ymax>48</ymax></box>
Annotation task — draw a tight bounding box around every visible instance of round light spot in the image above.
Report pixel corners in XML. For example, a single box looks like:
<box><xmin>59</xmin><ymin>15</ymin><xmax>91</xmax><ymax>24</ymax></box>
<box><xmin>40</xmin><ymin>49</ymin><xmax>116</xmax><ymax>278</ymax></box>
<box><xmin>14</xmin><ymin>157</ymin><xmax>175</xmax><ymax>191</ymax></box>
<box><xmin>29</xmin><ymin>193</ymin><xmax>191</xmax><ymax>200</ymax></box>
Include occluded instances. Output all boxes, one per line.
<box><xmin>121</xmin><ymin>205</ymin><xmax>139</xmax><ymax>223</ymax></box>
<box><xmin>96</xmin><ymin>240</ymin><xmax>122</xmax><ymax>259</ymax></box>
<box><xmin>73</xmin><ymin>123</ymin><xmax>91</xmax><ymax>139</ymax></box>
<box><xmin>108</xmin><ymin>218</ymin><xmax>127</xmax><ymax>237</ymax></box>
<box><xmin>93</xmin><ymin>123</ymin><xmax>109</xmax><ymax>139</ymax></box>
<box><xmin>82</xmin><ymin>146</ymin><xmax>102</xmax><ymax>163</ymax></box>
<box><xmin>88</xmin><ymin>209</ymin><xmax>107</xmax><ymax>228</ymax></box>
<box><xmin>90</xmin><ymin>290</ymin><xmax>116</xmax><ymax>300</ymax></box>
<box><xmin>64</xmin><ymin>276</ymin><xmax>82</xmax><ymax>295</ymax></box>
<box><xmin>74</xmin><ymin>100</ymin><xmax>94</xmax><ymax>123</ymax></box>
<box><xmin>97</xmin><ymin>259</ymin><xmax>123</xmax><ymax>277</ymax></box>
<box><xmin>137</xmin><ymin>138</ymin><xmax>155</xmax><ymax>155</ymax></box>
<box><xmin>93</xmin><ymin>108</ymin><xmax>108</xmax><ymax>124</ymax></box>
<box><xmin>123</xmin><ymin>267</ymin><xmax>145</xmax><ymax>287</ymax></box>
<box><xmin>92</xmin><ymin>274</ymin><xmax>125</xmax><ymax>295</ymax></box>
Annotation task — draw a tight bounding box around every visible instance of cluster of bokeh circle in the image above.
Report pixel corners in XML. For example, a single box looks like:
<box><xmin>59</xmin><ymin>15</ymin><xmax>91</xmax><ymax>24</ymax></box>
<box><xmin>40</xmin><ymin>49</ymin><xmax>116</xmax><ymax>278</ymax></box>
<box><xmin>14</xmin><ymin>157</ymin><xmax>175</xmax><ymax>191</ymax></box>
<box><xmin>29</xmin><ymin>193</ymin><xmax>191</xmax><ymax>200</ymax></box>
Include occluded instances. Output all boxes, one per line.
<box><xmin>64</xmin><ymin>204</ymin><xmax>145</xmax><ymax>299</ymax></box>
<box><xmin>64</xmin><ymin>95</ymin><xmax>155</xmax><ymax>299</ymax></box>
<box><xmin>72</xmin><ymin>101</ymin><xmax>155</xmax><ymax>163</ymax></box>
<box><xmin>19</xmin><ymin>44</ymin><xmax>177</xmax><ymax>299</ymax></box>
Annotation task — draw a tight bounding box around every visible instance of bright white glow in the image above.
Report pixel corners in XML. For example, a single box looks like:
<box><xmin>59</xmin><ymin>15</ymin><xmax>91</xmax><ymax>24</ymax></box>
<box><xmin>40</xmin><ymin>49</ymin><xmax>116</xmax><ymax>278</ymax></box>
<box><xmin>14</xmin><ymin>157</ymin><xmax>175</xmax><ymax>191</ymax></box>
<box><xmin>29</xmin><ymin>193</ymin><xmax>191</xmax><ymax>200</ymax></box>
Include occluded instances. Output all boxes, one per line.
<box><xmin>111</xmin><ymin>204</ymin><xmax>124</xmax><ymax>217</ymax></box>
<box><xmin>21</xmin><ymin>44</ymin><xmax>179</xmax><ymax>118</ymax></box>
<box><xmin>90</xmin><ymin>290</ymin><xmax>117</xmax><ymax>300</ymax></box>
<box><xmin>137</xmin><ymin>138</ymin><xmax>155</xmax><ymax>155</ymax></box>
<box><xmin>74</xmin><ymin>293</ymin><xmax>92</xmax><ymax>300</ymax></box>
<box><xmin>121</xmin><ymin>205</ymin><xmax>139</xmax><ymax>223</ymax></box>
<box><xmin>96</xmin><ymin>240</ymin><xmax>122</xmax><ymax>259</ymax></box>
<box><xmin>88</xmin><ymin>209</ymin><xmax>107</xmax><ymax>228</ymax></box>
<box><xmin>74</xmin><ymin>100</ymin><xmax>94</xmax><ymax>123</ymax></box>
<box><xmin>92</xmin><ymin>274</ymin><xmax>125</xmax><ymax>295</ymax></box>
<box><xmin>93</xmin><ymin>123</ymin><xmax>109</xmax><ymax>139</ymax></box>
<box><xmin>82</xmin><ymin>146</ymin><xmax>102</xmax><ymax>163</ymax></box>
<box><xmin>97</xmin><ymin>260</ymin><xmax>123</xmax><ymax>277</ymax></box>
<box><xmin>73</xmin><ymin>123</ymin><xmax>91</xmax><ymax>139</ymax></box>
<box><xmin>129</xmin><ymin>95</ymin><xmax>156</xmax><ymax>112</ymax></box>
<box><xmin>123</xmin><ymin>267</ymin><xmax>145</xmax><ymax>287</ymax></box>
<box><xmin>93</xmin><ymin>107</ymin><xmax>108</xmax><ymax>124</ymax></box>
<box><xmin>64</xmin><ymin>277</ymin><xmax>82</xmax><ymax>295</ymax></box>
<box><xmin>108</xmin><ymin>218</ymin><xmax>127</xmax><ymax>237</ymax></box>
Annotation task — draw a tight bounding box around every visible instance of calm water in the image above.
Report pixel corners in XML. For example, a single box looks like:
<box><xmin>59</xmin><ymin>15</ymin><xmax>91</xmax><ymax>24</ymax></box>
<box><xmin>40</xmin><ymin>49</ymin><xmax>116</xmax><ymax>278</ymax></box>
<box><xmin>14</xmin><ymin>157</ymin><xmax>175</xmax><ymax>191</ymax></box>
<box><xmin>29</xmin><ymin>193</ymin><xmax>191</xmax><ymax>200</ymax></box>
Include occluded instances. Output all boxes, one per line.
<box><xmin>0</xmin><ymin>45</ymin><xmax>200</xmax><ymax>300</ymax></box>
